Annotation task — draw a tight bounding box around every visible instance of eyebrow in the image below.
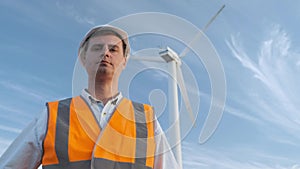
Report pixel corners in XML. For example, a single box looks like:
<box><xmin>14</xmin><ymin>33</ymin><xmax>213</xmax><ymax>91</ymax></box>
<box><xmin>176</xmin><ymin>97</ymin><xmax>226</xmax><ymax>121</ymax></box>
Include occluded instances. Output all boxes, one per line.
<box><xmin>91</xmin><ymin>43</ymin><xmax>120</xmax><ymax>48</ymax></box>
<box><xmin>110</xmin><ymin>44</ymin><xmax>121</xmax><ymax>49</ymax></box>
<box><xmin>91</xmin><ymin>44</ymin><xmax>103</xmax><ymax>47</ymax></box>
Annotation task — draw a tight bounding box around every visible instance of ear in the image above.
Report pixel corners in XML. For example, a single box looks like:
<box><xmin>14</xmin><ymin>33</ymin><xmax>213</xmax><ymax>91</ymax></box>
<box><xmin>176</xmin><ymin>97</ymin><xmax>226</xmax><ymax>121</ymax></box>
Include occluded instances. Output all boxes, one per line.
<box><xmin>79</xmin><ymin>50</ymin><xmax>86</xmax><ymax>66</ymax></box>
<box><xmin>122</xmin><ymin>56</ymin><xmax>127</xmax><ymax>68</ymax></box>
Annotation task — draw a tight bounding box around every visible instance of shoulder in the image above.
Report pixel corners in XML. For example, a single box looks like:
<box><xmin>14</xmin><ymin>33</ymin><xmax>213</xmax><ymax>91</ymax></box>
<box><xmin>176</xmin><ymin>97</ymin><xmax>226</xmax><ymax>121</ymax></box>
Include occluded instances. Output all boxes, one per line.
<box><xmin>45</xmin><ymin>96</ymin><xmax>79</xmax><ymax>108</ymax></box>
<box><xmin>123</xmin><ymin>98</ymin><xmax>156</xmax><ymax>121</ymax></box>
<box><xmin>123</xmin><ymin>98</ymin><xmax>153</xmax><ymax>110</ymax></box>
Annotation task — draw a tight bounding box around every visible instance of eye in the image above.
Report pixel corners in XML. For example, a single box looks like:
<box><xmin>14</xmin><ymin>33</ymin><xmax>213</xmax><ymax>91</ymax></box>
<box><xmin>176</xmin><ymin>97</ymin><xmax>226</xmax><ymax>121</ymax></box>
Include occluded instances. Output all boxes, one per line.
<box><xmin>109</xmin><ymin>46</ymin><xmax>119</xmax><ymax>52</ymax></box>
<box><xmin>91</xmin><ymin>45</ymin><xmax>103</xmax><ymax>51</ymax></box>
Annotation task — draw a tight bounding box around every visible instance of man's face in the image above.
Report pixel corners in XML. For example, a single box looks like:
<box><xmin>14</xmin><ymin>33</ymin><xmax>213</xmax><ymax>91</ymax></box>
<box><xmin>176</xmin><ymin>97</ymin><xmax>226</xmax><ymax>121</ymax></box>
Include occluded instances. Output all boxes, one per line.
<box><xmin>82</xmin><ymin>34</ymin><xmax>127</xmax><ymax>80</ymax></box>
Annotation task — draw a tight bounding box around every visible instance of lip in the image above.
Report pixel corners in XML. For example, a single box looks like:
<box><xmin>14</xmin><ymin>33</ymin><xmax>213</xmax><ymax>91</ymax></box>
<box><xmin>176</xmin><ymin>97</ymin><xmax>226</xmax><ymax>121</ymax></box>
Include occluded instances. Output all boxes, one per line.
<box><xmin>100</xmin><ymin>60</ymin><xmax>112</xmax><ymax>66</ymax></box>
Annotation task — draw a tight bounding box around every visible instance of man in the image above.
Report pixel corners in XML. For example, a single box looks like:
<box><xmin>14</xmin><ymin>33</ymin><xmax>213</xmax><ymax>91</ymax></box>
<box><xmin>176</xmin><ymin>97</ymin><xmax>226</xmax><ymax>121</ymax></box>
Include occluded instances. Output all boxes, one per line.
<box><xmin>0</xmin><ymin>25</ymin><xmax>179</xmax><ymax>169</ymax></box>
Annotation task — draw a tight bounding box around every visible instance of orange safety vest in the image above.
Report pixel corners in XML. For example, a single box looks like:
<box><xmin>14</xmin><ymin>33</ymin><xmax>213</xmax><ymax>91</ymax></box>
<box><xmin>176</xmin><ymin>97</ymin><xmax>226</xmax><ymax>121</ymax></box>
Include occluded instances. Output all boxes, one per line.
<box><xmin>42</xmin><ymin>96</ymin><xmax>156</xmax><ymax>169</ymax></box>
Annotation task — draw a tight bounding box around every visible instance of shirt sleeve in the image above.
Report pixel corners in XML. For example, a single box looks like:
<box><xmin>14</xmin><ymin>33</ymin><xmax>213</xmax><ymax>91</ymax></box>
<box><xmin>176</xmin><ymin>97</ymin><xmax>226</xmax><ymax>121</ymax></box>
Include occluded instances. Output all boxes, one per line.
<box><xmin>0</xmin><ymin>108</ymin><xmax>48</xmax><ymax>169</ymax></box>
<box><xmin>153</xmin><ymin>119</ymin><xmax>180</xmax><ymax>169</ymax></box>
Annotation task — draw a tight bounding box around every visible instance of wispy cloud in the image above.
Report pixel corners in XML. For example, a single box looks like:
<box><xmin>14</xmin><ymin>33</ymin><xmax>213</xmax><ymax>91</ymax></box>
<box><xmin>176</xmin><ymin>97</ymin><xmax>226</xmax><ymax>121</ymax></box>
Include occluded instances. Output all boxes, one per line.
<box><xmin>182</xmin><ymin>142</ymin><xmax>299</xmax><ymax>169</ymax></box>
<box><xmin>224</xmin><ymin>104</ymin><xmax>263</xmax><ymax>125</ymax></box>
<box><xmin>0</xmin><ymin>80</ymin><xmax>46</xmax><ymax>101</ymax></box>
<box><xmin>0</xmin><ymin>104</ymin><xmax>32</xmax><ymax>126</ymax></box>
<box><xmin>1</xmin><ymin>1</ymin><xmax>61</xmax><ymax>30</ymax></box>
<box><xmin>226</xmin><ymin>24</ymin><xmax>300</xmax><ymax>142</ymax></box>
<box><xmin>272</xmin><ymin>137</ymin><xmax>300</xmax><ymax>147</ymax></box>
<box><xmin>0</xmin><ymin>139</ymin><xmax>11</xmax><ymax>147</ymax></box>
<box><xmin>23</xmin><ymin>73</ymin><xmax>58</xmax><ymax>88</ymax></box>
<box><xmin>0</xmin><ymin>138</ymin><xmax>13</xmax><ymax>155</ymax></box>
<box><xmin>0</xmin><ymin>71</ymin><xmax>61</xmax><ymax>100</ymax></box>
<box><xmin>55</xmin><ymin>1</ymin><xmax>95</xmax><ymax>26</ymax></box>
<box><xmin>0</xmin><ymin>125</ymin><xmax>21</xmax><ymax>134</ymax></box>
<box><xmin>0</xmin><ymin>104</ymin><xmax>24</xmax><ymax>115</ymax></box>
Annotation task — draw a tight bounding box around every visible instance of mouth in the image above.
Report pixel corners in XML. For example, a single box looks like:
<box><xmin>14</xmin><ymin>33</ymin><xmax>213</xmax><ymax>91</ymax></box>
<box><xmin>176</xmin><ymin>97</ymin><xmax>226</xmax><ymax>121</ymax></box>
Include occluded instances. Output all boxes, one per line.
<box><xmin>99</xmin><ymin>60</ymin><xmax>112</xmax><ymax>66</ymax></box>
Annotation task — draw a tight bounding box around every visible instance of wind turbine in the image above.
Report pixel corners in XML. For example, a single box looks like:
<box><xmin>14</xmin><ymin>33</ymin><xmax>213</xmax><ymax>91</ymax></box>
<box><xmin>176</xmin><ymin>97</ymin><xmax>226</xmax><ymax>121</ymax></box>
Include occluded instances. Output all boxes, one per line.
<box><xmin>130</xmin><ymin>5</ymin><xmax>225</xmax><ymax>169</ymax></box>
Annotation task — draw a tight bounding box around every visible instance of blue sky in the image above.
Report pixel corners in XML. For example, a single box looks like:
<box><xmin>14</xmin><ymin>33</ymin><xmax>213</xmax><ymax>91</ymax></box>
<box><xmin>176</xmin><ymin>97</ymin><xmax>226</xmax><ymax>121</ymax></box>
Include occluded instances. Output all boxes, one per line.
<box><xmin>1</xmin><ymin>0</ymin><xmax>300</xmax><ymax>168</ymax></box>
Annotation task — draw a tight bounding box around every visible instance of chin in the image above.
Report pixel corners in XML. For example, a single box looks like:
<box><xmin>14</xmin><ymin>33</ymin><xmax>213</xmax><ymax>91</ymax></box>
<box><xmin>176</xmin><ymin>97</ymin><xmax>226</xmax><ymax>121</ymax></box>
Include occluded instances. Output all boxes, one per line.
<box><xmin>96</xmin><ymin>69</ymin><xmax>114</xmax><ymax>78</ymax></box>
<box><xmin>97</xmin><ymin>67</ymin><xmax>109</xmax><ymax>74</ymax></box>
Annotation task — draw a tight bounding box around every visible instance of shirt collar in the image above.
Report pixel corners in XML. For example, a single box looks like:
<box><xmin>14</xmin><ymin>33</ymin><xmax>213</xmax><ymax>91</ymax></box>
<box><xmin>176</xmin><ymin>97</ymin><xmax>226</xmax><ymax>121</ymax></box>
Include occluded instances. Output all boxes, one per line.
<box><xmin>81</xmin><ymin>89</ymin><xmax>122</xmax><ymax>106</ymax></box>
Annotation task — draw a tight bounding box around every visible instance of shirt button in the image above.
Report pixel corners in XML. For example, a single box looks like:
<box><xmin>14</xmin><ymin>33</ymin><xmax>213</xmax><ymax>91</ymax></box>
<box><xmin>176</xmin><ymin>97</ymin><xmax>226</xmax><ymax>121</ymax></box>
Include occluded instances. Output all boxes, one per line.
<box><xmin>103</xmin><ymin>112</ymin><xmax>107</xmax><ymax>116</ymax></box>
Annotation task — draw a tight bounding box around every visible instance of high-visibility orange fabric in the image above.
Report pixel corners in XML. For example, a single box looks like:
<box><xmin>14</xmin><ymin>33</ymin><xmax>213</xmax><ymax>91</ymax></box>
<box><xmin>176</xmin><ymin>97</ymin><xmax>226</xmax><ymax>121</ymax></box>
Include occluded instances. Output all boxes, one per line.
<box><xmin>93</xmin><ymin>98</ymin><xmax>136</xmax><ymax>163</ymax></box>
<box><xmin>42</xmin><ymin>96</ymin><xmax>156</xmax><ymax>169</ymax></box>
<box><xmin>144</xmin><ymin>104</ymin><xmax>155</xmax><ymax>167</ymax></box>
<box><xmin>68</xmin><ymin>97</ymin><xmax>100</xmax><ymax>161</ymax></box>
<box><xmin>42</xmin><ymin>101</ymin><xmax>59</xmax><ymax>165</ymax></box>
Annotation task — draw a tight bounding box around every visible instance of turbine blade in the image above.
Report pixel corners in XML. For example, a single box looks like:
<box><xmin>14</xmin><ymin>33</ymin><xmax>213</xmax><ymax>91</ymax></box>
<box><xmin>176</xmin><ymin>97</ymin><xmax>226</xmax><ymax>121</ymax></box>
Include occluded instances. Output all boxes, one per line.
<box><xmin>203</xmin><ymin>4</ymin><xmax>225</xmax><ymax>32</ymax></box>
<box><xmin>176</xmin><ymin>64</ymin><xmax>195</xmax><ymax>123</ymax></box>
<box><xmin>179</xmin><ymin>4</ymin><xmax>225</xmax><ymax>58</ymax></box>
<box><xmin>130</xmin><ymin>55</ymin><xmax>165</xmax><ymax>63</ymax></box>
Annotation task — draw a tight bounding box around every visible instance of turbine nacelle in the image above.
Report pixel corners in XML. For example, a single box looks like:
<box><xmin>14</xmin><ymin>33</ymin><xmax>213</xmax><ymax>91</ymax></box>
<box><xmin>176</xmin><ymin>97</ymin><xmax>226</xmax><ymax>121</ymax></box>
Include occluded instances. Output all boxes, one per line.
<box><xmin>159</xmin><ymin>47</ymin><xmax>182</xmax><ymax>65</ymax></box>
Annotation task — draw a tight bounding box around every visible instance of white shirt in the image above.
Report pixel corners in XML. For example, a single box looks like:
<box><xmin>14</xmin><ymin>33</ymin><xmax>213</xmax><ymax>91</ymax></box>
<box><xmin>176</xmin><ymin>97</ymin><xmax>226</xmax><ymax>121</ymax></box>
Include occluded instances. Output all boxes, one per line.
<box><xmin>0</xmin><ymin>90</ymin><xmax>179</xmax><ymax>169</ymax></box>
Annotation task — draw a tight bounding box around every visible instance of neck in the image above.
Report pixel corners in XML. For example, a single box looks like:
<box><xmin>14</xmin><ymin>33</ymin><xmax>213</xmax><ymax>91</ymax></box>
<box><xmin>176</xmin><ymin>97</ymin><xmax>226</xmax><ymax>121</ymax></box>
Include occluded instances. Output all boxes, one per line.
<box><xmin>87</xmin><ymin>77</ymin><xmax>119</xmax><ymax>105</ymax></box>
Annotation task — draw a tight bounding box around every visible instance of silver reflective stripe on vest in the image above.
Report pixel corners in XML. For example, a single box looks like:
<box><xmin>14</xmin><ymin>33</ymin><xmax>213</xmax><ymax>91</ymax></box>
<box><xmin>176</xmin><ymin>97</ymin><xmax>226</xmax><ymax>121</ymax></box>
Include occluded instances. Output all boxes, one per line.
<box><xmin>132</xmin><ymin>101</ymin><xmax>148</xmax><ymax>166</ymax></box>
<box><xmin>55</xmin><ymin>98</ymin><xmax>72</xmax><ymax>165</ymax></box>
<box><xmin>93</xmin><ymin>158</ymin><xmax>152</xmax><ymax>169</ymax></box>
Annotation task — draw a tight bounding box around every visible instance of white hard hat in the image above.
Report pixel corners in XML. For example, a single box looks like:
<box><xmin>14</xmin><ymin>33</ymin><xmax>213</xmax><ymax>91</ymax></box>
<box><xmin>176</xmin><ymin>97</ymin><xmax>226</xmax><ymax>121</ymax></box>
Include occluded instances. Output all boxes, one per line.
<box><xmin>78</xmin><ymin>25</ymin><xmax>130</xmax><ymax>60</ymax></box>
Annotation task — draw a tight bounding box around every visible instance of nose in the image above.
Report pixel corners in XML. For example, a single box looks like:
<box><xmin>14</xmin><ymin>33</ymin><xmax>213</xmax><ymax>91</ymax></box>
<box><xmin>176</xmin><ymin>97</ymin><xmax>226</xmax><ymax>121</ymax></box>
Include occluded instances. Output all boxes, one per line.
<box><xmin>103</xmin><ymin>45</ymin><xmax>111</xmax><ymax>58</ymax></box>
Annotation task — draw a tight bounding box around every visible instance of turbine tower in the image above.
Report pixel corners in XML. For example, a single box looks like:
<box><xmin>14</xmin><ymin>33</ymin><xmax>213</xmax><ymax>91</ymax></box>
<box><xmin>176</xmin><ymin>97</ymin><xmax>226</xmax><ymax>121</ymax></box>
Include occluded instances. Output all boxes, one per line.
<box><xmin>130</xmin><ymin>5</ymin><xmax>225</xmax><ymax>169</ymax></box>
<box><xmin>159</xmin><ymin>47</ymin><xmax>194</xmax><ymax>168</ymax></box>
